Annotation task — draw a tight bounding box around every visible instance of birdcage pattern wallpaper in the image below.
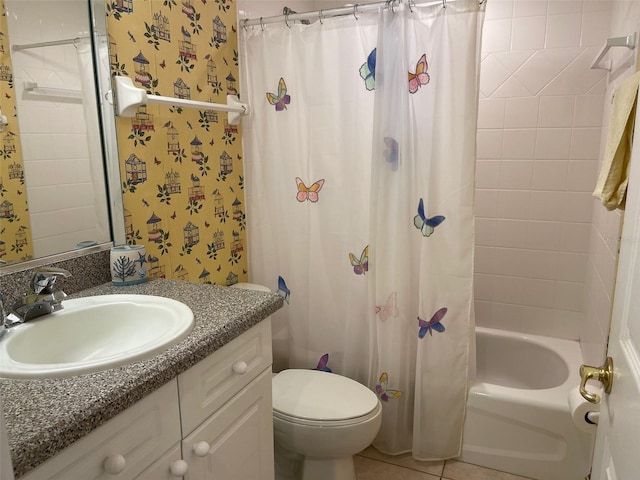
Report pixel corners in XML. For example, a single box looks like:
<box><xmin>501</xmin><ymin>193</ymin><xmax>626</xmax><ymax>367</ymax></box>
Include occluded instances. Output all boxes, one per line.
<box><xmin>0</xmin><ymin>0</ymin><xmax>33</xmax><ymax>263</ymax></box>
<box><xmin>107</xmin><ymin>0</ymin><xmax>246</xmax><ymax>286</ymax></box>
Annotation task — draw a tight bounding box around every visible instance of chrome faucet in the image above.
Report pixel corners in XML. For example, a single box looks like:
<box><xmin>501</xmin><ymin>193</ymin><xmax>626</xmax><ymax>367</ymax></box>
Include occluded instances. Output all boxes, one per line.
<box><xmin>4</xmin><ymin>267</ymin><xmax>71</xmax><ymax>328</ymax></box>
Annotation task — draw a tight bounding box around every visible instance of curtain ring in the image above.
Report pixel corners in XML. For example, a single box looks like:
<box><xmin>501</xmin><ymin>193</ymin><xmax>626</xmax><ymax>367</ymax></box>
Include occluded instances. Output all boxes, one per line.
<box><xmin>391</xmin><ymin>0</ymin><xmax>396</xmax><ymax>13</ymax></box>
<box><xmin>442</xmin><ymin>0</ymin><xmax>446</xmax><ymax>9</ymax></box>
<box><xmin>285</xmin><ymin>13</ymin><xmax>291</xmax><ymax>28</ymax></box>
<box><xmin>353</xmin><ymin>4</ymin><xmax>359</xmax><ymax>20</ymax></box>
<box><xmin>408</xmin><ymin>0</ymin><xmax>415</xmax><ymax>12</ymax></box>
<box><xmin>260</xmin><ymin>17</ymin><xmax>264</xmax><ymax>31</ymax></box>
<box><xmin>319</xmin><ymin>9</ymin><xmax>324</xmax><ymax>24</ymax></box>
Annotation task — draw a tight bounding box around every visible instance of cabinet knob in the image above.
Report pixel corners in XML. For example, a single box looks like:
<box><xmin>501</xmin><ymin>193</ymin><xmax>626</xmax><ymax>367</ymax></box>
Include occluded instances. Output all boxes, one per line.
<box><xmin>193</xmin><ymin>441</ymin><xmax>211</xmax><ymax>457</ymax></box>
<box><xmin>170</xmin><ymin>459</ymin><xmax>189</xmax><ymax>476</ymax></box>
<box><xmin>103</xmin><ymin>454</ymin><xmax>126</xmax><ymax>475</ymax></box>
<box><xmin>232</xmin><ymin>361</ymin><xmax>248</xmax><ymax>375</ymax></box>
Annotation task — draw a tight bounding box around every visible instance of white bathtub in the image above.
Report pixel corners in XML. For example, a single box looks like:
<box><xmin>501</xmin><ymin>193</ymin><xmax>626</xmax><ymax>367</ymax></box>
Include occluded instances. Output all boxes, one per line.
<box><xmin>459</xmin><ymin>327</ymin><xmax>594</xmax><ymax>480</ymax></box>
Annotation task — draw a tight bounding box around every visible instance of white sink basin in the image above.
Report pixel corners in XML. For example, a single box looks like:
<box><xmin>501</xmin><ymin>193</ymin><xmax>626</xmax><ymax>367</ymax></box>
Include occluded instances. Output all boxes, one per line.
<box><xmin>0</xmin><ymin>295</ymin><xmax>194</xmax><ymax>379</ymax></box>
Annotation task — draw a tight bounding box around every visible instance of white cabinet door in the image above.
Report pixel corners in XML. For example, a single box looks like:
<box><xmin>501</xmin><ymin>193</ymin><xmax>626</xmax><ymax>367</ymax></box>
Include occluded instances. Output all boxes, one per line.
<box><xmin>179</xmin><ymin>319</ymin><xmax>272</xmax><ymax>436</ymax></box>
<box><xmin>20</xmin><ymin>381</ymin><xmax>181</xmax><ymax>480</ymax></box>
<box><xmin>183</xmin><ymin>369</ymin><xmax>274</xmax><ymax>480</ymax></box>
<box><xmin>137</xmin><ymin>443</ymin><xmax>185</xmax><ymax>480</ymax></box>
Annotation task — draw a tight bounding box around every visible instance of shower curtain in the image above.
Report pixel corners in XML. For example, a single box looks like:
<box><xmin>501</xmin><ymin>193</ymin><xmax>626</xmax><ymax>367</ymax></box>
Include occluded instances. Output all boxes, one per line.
<box><xmin>241</xmin><ymin>0</ymin><xmax>484</xmax><ymax>459</ymax></box>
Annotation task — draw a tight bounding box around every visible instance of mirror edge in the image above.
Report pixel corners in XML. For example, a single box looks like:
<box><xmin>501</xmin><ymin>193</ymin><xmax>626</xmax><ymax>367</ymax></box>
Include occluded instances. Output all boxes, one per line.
<box><xmin>90</xmin><ymin>0</ymin><xmax>125</xmax><ymax>249</ymax></box>
<box><xmin>0</xmin><ymin>242</ymin><xmax>112</xmax><ymax>275</ymax></box>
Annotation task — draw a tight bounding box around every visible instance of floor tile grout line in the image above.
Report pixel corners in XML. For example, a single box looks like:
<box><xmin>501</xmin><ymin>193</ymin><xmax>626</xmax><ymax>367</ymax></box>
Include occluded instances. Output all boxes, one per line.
<box><xmin>355</xmin><ymin>452</ymin><xmax>445</xmax><ymax>478</ymax></box>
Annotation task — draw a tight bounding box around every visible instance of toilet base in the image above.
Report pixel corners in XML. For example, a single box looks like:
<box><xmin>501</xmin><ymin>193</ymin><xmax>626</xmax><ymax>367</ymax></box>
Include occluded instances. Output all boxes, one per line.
<box><xmin>301</xmin><ymin>456</ymin><xmax>356</xmax><ymax>480</ymax></box>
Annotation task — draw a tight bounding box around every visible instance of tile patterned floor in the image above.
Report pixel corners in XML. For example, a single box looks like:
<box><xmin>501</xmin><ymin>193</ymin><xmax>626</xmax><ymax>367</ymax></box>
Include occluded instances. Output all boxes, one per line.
<box><xmin>355</xmin><ymin>447</ymin><xmax>534</xmax><ymax>480</ymax></box>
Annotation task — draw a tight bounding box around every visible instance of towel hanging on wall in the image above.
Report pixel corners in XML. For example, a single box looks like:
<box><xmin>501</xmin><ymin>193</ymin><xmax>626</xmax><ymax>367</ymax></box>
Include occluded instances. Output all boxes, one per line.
<box><xmin>593</xmin><ymin>71</ymin><xmax>640</xmax><ymax>211</ymax></box>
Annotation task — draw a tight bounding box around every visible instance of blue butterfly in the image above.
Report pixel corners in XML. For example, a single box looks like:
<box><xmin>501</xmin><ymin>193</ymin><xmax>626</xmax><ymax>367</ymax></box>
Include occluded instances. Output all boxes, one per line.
<box><xmin>359</xmin><ymin>48</ymin><xmax>376</xmax><ymax>91</ymax></box>
<box><xmin>384</xmin><ymin>137</ymin><xmax>398</xmax><ymax>171</ymax></box>
<box><xmin>413</xmin><ymin>198</ymin><xmax>445</xmax><ymax>237</ymax></box>
<box><xmin>418</xmin><ymin>308</ymin><xmax>447</xmax><ymax>339</ymax></box>
<box><xmin>277</xmin><ymin>275</ymin><xmax>290</xmax><ymax>304</ymax></box>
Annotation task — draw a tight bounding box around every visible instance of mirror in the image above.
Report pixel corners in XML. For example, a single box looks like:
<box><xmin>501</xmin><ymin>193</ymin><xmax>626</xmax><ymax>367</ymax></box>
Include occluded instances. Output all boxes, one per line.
<box><xmin>0</xmin><ymin>0</ymin><xmax>123</xmax><ymax>266</ymax></box>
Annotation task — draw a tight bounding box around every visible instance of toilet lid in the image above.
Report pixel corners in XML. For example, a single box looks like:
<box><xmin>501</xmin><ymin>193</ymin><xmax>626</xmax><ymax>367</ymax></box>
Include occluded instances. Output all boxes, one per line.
<box><xmin>272</xmin><ymin>369</ymin><xmax>380</xmax><ymax>421</ymax></box>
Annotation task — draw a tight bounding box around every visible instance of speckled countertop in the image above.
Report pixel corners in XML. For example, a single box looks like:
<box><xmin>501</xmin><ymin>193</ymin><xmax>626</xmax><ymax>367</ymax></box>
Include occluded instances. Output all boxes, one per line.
<box><xmin>0</xmin><ymin>279</ymin><xmax>283</xmax><ymax>478</ymax></box>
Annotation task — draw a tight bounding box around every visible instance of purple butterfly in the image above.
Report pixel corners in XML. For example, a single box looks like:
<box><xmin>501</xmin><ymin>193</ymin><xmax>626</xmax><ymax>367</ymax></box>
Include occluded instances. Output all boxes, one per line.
<box><xmin>349</xmin><ymin>245</ymin><xmax>369</xmax><ymax>275</ymax></box>
<box><xmin>418</xmin><ymin>307</ymin><xmax>447</xmax><ymax>338</ymax></box>
<box><xmin>266</xmin><ymin>78</ymin><xmax>291</xmax><ymax>111</ymax></box>
<box><xmin>384</xmin><ymin>137</ymin><xmax>398</xmax><ymax>171</ymax></box>
<box><xmin>314</xmin><ymin>353</ymin><xmax>332</xmax><ymax>372</ymax></box>
<box><xmin>375</xmin><ymin>372</ymin><xmax>402</xmax><ymax>401</ymax></box>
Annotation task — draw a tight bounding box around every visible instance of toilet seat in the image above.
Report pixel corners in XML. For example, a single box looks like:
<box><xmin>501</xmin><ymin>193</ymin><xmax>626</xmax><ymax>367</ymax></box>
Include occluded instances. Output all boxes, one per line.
<box><xmin>272</xmin><ymin>369</ymin><xmax>380</xmax><ymax>426</ymax></box>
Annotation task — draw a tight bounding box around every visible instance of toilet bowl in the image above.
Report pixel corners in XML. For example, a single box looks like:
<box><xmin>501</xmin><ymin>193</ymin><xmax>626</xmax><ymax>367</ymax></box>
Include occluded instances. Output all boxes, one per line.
<box><xmin>230</xmin><ymin>283</ymin><xmax>382</xmax><ymax>480</ymax></box>
<box><xmin>272</xmin><ymin>369</ymin><xmax>382</xmax><ymax>480</ymax></box>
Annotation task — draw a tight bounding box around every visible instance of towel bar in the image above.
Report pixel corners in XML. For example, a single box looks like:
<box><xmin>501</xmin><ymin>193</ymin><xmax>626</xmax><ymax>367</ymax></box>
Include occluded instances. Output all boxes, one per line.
<box><xmin>591</xmin><ymin>33</ymin><xmax>637</xmax><ymax>71</ymax></box>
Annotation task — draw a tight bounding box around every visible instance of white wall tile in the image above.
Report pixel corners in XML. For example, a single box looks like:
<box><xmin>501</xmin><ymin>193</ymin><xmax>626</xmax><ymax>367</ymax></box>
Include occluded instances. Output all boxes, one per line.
<box><xmin>513</xmin><ymin>0</ymin><xmax>548</xmax><ymax>18</ymax></box>
<box><xmin>511</xmin><ymin>16</ymin><xmax>546</xmax><ymax>50</ymax></box>
<box><xmin>502</xmin><ymin>129</ymin><xmax>537</xmax><ymax>158</ymax></box>
<box><xmin>492</xmin><ymin>276</ymin><xmax>525</xmax><ymax>304</ymax></box>
<box><xmin>555</xmin><ymin>281</ymin><xmax>584</xmax><ymax>311</ymax></box>
<box><xmin>573</xmin><ymin>95</ymin><xmax>605</xmax><ymax>127</ymax></box>
<box><xmin>475</xmin><ymin>190</ymin><xmax>499</xmax><ymax>218</ymax></box>
<box><xmin>570</xmin><ymin>128</ymin><xmax>602</xmax><ymax>159</ymax></box>
<box><xmin>538</xmin><ymin>96</ymin><xmax>574</xmax><ymax>127</ymax></box>
<box><xmin>529</xmin><ymin>190</ymin><xmax>566</xmax><ymax>221</ymax></box>
<box><xmin>532</xmin><ymin>160</ymin><xmax>568</xmax><ymax>190</ymax></box>
<box><xmin>494</xmin><ymin>219</ymin><xmax>529</xmax><ymax>248</ymax></box>
<box><xmin>480</xmin><ymin>55</ymin><xmax>512</xmax><ymax>97</ymax></box>
<box><xmin>514</xmin><ymin>48</ymin><xmax>581</xmax><ymax>95</ymax></box>
<box><xmin>478</xmin><ymin>98</ymin><xmax>506</xmax><ymax>128</ymax></box>
<box><xmin>499</xmin><ymin>160</ymin><xmax>534</xmax><ymax>189</ymax></box>
<box><xmin>482</xmin><ymin>19</ymin><xmax>513</xmax><ymax>53</ymax></box>
<box><xmin>580</xmin><ymin>9</ymin><xmax>613</xmax><ymax>47</ymax></box>
<box><xmin>497</xmin><ymin>190</ymin><xmax>531</xmax><ymax>219</ymax></box>
<box><xmin>485</xmin><ymin>0</ymin><xmax>515</xmax><ymax>20</ymax></box>
<box><xmin>475</xmin><ymin>218</ymin><xmax>498</xmax><ymax>246</ymax></box>
<box><xmin>535</xmin><ymin>128</ymin><xmax>572</xmax><ymax>158</ymax></box>
<box><xmin>525</xmin><ymin>220</ymin><xmax>562</xmax><ymax>251</ymax></box>
<box><xmin>476</xmin><ymin>129</ymin><xmax>504</xmax><ymax>158</ymax></box>
<box><xmin>504</xmin><ymin>97</ymin><xmax>539</xmax><ymax>128</ymax></box>
<box><xmin>560</xmin><ymin>222</ymin><xmax>592</xmax><ymax>253</ymax></box>
<box><xmin>548</xmin><ymin>1</ymin><xmax>582</xmax><ymax>15</ymax></box>
<box><xmin>519</xmin><ymin>278</ymin><xmax>558</xmax><ymax>308</ymax></box>
<box><xmin>474</xmin><ymin>273</ymin><xmax>495</xmax><ymax>301</ymax></box>
<box><xmin>563</xmin><ymin>191</ymin><xmax>594</xmax><ymax>223</ymax></box>
<box><xmin>557</xmin><ymin>252</ymin><xmax>588</xmax><ymax>282</ymax></box>
<box><xmin>491</xmin><ymin>77</ymin><xmax>534</xmax><ymax>97</ymax></box>
<box><xmin>545</xmin><ymin>13</ymin><xmax>582</xmax><ymax>48</ymax></box>
<box><xmin>567</xmin><ymin>160</ymin><xmax>598</xmax><ymax>191</ymax></box>
<box><xmin>476</xmin><ymin>160</ymin><xmax>501</xmax><ymax>189</ymax></box>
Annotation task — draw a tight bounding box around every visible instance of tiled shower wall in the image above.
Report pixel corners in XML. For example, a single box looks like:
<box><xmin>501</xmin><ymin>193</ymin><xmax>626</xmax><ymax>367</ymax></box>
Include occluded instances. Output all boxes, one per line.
<box><xmin>581</xmin><ymin>1</ymin><xmax>640</xmax><ymax>366</ymax></box>
<box><xmin>474</xmin><ymin>0</ymin><xmax>611</xmax><ymax>339</ymax></box>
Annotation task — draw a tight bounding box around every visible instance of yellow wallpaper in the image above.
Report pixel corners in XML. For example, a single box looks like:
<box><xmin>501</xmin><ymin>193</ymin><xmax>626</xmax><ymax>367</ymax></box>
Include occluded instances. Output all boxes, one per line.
<box><xmin>106</xmin><ymin>0</ymin><xmax>247</xmax><ymax>285</ymax></box>
<box><xmin>0</xmin><ymin>0</ymin><xmax>34</xmax><ymax>264</ymax></box>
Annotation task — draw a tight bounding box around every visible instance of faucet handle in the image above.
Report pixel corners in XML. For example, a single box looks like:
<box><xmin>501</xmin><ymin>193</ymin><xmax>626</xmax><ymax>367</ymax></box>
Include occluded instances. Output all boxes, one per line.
<box><xmin>31</xmin><ymin>267</ymin><xmax>71</xmax><ymax>295</ymax></box>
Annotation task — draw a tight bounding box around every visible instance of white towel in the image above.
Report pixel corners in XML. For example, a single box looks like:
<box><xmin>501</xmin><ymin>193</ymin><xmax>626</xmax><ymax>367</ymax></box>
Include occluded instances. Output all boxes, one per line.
<box><xmin>593</xmin><ymin>71</ymin><xmax>640</xmax><ymax>211</ymax></box>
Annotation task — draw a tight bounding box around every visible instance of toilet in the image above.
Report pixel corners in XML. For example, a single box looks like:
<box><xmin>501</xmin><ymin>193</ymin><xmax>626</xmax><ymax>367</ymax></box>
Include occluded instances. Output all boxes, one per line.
<box><xmin>231</xmin><ymin>283</ymin><xmax>382</xmax><ymax>480</ymax></box>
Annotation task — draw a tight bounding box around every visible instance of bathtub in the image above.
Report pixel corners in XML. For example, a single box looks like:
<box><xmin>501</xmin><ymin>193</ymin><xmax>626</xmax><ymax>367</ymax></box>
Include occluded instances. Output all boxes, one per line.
<box><xmin>459</xmin><ymin>327</ymin><xmax>594</xmax><ymax>480</ymax></box>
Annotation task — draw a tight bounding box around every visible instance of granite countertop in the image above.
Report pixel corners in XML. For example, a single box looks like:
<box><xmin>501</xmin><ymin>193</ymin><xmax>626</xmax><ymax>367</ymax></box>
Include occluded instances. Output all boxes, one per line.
<box><xmin>0</xmin><ymin>279</ymin><xmax>283</xmax><ymax>478</ymax></box>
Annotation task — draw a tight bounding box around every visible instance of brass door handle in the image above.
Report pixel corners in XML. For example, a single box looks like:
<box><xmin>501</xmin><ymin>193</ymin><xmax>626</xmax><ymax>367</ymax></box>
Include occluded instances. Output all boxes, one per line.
<box><xmin>579</xmin><ymin>357</ymin><xmax>613</xmax><ymax>404</ymax></box>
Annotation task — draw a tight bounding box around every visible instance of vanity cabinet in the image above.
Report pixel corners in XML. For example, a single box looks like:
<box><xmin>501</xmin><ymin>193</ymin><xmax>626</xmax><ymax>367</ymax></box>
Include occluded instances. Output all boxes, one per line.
<box><xmin>18</xmin><ymin>319</ymin><xmax>274</xmax><ymax>480</ymax></box>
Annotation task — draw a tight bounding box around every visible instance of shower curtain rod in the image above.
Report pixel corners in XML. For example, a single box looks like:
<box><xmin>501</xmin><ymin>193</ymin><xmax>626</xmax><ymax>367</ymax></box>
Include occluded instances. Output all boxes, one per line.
<box><xmin>242</xmin><ymin>0</ymin><xmax>483</xmax><ymax>28</ymax></box>
<box><xmin>12</xmin><ymin>36</ymin><xmax>89</xmax><ymax>52</ymax></box>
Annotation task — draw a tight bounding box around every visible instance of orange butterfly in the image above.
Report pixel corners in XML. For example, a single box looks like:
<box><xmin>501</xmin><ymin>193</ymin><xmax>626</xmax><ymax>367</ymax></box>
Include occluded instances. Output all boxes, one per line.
<box><xmin>295</xmin><ymin>177</ymin><xmax>325</xmax><ymax>203</ymax></box>
<box><xmin>408</xmin><ymin>54</ymin><xmax>430</xmax><ymax>94</ymax></box>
